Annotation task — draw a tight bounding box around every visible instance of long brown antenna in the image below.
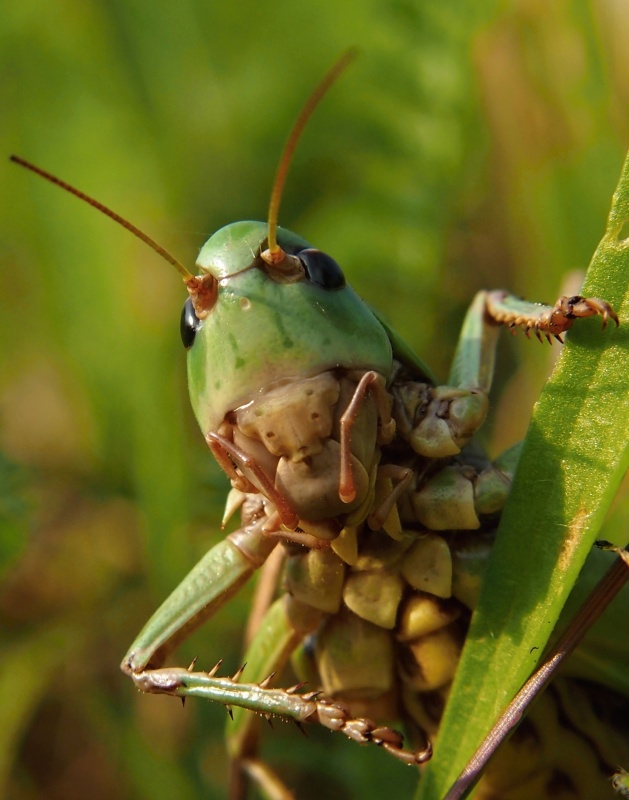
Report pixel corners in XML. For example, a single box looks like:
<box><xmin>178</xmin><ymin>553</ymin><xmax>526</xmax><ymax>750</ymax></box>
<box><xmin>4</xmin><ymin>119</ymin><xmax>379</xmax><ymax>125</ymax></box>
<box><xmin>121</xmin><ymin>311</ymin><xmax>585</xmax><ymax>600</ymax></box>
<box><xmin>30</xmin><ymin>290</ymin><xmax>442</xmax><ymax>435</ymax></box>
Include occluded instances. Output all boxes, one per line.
<box><xmin>265</xmin><ymin>50</ymin><xmax>357</xmax><ymax>263</ymax></box>
<box><xmin>10</xmin><ymin>155</ymin><xmax>194</xmax><ymax>282</ymax></box>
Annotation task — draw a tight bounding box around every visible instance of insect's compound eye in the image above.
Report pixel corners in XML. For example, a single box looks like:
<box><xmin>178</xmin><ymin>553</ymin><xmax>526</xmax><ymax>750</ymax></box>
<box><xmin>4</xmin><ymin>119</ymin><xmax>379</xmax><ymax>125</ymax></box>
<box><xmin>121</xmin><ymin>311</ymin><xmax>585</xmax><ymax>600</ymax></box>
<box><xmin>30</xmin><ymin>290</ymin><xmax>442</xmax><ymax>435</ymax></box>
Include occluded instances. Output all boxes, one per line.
<box><xmin>298</xmin><ymin>248</ymin><xmax>346</xmax><ymax>289</ymax></box>
<box><xmin>180</xmin><ymin>297</ymin><xmax>203</xmax><ymax>349</ymax></box>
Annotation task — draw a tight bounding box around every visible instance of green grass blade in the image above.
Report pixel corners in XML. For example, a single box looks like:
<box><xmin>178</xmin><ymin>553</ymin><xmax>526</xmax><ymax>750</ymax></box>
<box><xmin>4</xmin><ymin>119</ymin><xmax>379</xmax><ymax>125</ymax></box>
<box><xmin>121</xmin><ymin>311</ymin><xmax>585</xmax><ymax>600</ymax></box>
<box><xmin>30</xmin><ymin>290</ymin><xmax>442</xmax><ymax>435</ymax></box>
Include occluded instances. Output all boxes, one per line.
<box><xmin>417</xmin><ymin>150</ymin><xmax>629</xmax><ymax>800</ymax></box>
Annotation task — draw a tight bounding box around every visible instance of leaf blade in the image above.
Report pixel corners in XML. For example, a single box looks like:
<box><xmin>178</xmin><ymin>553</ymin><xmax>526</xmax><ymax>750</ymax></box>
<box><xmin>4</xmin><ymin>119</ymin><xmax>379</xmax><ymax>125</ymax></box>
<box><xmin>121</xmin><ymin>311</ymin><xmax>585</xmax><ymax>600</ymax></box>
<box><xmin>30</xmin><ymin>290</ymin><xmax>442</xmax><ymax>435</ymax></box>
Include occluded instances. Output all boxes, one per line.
<box><xmin>417</xmin><ymin>151</ymin><xmax>629</xmax><ymax>799</ymax></box>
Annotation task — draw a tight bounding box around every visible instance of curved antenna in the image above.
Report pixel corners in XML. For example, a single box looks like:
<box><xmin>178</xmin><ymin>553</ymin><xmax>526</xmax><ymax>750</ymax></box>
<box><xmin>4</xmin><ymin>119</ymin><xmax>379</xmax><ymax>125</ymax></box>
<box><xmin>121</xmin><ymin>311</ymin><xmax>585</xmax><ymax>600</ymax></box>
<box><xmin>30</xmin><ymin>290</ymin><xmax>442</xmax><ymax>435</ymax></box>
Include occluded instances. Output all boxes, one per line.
<box><xmin>10</xmin><ymin>155</ymin><xmax>195</xmax><ymax>282</ymax></box>
<box><xmin>265</xmin><ymin>50</ymin><xmax>357</xmax><ymax>264</ymax></box>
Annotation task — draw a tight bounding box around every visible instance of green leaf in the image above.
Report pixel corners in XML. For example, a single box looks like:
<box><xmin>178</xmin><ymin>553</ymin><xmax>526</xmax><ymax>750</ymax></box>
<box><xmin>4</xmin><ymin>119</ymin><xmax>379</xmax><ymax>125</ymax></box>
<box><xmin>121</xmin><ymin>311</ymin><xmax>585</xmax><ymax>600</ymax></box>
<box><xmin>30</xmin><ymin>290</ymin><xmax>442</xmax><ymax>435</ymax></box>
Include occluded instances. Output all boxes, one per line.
<box><xmin>417</xmin><ymin>151</ymin><xmax>629</xmax><ymax>799</ymax></box>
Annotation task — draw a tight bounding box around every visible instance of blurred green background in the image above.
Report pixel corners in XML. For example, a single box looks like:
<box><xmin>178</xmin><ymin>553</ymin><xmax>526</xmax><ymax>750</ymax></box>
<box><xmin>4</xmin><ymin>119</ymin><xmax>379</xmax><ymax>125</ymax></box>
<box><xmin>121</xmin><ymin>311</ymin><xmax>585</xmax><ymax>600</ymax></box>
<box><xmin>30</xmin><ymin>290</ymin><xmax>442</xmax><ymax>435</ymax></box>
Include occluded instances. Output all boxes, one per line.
<box><xmin>1</xmin><ymin>1</ymin><xmax>628</xmax><ymax>798</ymax></box>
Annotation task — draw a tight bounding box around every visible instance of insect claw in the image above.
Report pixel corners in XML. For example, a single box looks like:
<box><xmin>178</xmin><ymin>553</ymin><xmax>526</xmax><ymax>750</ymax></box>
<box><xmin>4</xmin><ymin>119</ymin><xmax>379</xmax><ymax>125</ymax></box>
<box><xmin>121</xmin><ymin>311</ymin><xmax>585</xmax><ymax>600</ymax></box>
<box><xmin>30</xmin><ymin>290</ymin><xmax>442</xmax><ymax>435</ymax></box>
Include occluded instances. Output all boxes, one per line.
<box><xmin>294</xmin><ymin>721</ymin><xmax>308</xmax><ymax>737</ymax></box>
<box><xmin>232</xmin><ymin>663</ymin><xmax>247</xmax><ymax>682</ymax></box>
<box><xmin>595</xmin><ymin>539</ymin><xmax>615</xmax><ymax>549</ymax></box>
<box><xmin>258</xmin><ymin>672</ymin><xmax>276</xmax><ymax>689</ymax></box>
<box><xmin>412</xmin><ymin>740</ymin><xmax>433</xmax><ymax>764</ymax></box>
<box><xmin>593</xmin><ymin>540</ymin><xmax>629</xmax><ymax>566</ymax></box>
<box><xmin>554</xmin><ymin>333</ymin><xmax>564</xmax><ymax>343</ymax></box>
<box><xmin>208</xmin><ymin>659</ymin><xmax>223</xmax><ymax>677</ymax></box>
<box><xmin>419</xmin><ymin>740</ymin><xmax>433</xmax><ymax>763</ymax></box>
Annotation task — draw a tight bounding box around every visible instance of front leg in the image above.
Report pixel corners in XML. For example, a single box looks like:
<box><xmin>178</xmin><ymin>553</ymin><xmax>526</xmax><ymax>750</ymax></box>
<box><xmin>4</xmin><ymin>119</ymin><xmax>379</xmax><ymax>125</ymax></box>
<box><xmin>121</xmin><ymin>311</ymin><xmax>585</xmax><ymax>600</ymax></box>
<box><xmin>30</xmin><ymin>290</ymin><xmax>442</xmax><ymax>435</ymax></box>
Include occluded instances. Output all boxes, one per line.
<box><xmin>121</xmin><ymin>515</ymin><xmax>276</xmax><ymax>675</ymax></box>
<box><xmin>393</xmin><ymin>290</ymin><xmax>617</xmax><ymax>459</ymax></box>
<box><xmin>450</xmin><ymin>289</ymin><xmax>618</xmax><ymax>391</ymax></box>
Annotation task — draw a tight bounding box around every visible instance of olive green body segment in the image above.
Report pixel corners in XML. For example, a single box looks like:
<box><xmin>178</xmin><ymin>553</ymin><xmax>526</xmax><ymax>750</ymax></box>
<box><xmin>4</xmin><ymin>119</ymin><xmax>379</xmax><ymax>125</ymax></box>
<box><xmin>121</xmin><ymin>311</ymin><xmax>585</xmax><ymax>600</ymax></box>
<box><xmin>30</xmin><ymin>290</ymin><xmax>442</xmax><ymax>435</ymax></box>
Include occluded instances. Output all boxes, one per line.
<box><xmin>188</xmin><ymin>221</ymin><xmax>393</xmax><ymax>433</ymax></box>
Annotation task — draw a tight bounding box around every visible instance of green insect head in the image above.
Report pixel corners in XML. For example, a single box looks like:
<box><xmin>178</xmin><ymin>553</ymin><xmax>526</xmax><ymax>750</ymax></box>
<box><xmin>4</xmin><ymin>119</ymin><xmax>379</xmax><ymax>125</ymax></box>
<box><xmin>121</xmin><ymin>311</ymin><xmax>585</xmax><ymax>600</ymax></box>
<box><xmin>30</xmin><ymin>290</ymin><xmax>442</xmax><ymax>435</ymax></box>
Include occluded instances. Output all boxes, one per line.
<box><xmin>182</xmin><ymin>220</ymin><xmax>392</xmax><ymax>436</ymax></box>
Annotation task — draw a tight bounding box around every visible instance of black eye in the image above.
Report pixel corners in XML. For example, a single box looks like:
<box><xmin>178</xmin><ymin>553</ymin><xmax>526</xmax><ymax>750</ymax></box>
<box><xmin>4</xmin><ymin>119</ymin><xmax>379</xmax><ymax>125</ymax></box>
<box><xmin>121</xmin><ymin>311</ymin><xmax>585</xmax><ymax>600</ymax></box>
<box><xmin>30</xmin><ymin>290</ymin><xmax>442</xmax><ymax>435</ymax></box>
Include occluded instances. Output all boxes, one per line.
<box><xmin>298</xmin><ymin>248</ymin><xmax>346</xmax><ymax>289</ymax></box>
<box><xmin>180</xmin><ymin>297</ymin><xmax>203</xmax><ymax>348</ymax></box>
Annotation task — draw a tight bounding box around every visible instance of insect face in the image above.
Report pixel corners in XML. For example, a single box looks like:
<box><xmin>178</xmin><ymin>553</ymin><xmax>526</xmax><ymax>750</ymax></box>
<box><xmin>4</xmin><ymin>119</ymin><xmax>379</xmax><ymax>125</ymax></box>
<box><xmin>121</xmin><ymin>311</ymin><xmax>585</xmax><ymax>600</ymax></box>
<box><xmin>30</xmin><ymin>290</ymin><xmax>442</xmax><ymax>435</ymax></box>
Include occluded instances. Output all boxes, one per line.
<box><xmin>184</xmin><ymin>220</ymin><xmax>393</xmax><ymax>438</ymax></box>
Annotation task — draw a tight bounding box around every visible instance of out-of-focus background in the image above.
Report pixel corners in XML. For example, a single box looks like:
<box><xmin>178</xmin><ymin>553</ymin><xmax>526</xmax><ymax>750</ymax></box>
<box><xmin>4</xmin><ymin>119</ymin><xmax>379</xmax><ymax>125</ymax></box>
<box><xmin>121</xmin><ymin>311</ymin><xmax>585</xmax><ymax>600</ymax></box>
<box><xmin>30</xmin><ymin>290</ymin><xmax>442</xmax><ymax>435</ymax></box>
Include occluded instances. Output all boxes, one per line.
<box><xmin>2</xmin><ymin>2</ymin><xmax>628</xmax><ymax>798</ymax></box>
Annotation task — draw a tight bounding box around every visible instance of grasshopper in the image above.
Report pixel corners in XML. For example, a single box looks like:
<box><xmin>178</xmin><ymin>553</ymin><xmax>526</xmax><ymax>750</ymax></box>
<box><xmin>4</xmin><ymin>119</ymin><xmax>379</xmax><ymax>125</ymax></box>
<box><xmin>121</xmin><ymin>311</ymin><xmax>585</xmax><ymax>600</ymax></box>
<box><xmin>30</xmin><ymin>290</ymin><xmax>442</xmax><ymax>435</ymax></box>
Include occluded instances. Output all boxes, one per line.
<box><xmin>12</xmin><ymin>53</ymin><xmax>629</xmax><ymax>799</ymax></box>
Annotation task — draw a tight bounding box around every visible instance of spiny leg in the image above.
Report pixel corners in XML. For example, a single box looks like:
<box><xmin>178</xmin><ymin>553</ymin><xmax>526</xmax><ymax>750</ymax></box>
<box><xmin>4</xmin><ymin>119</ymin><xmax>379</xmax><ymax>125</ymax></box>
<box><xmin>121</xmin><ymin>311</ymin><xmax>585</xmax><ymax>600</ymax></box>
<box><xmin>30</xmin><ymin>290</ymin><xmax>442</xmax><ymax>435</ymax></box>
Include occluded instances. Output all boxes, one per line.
<box><xmin>227</xmin><ymin>594</ymin><xmax>324</xmax><ymax>791</ymax></box>
<box><xmin>484</xmin><ymin>291</ymin><xmax>619</xmax><ymax>341</ymax></box>
<box><xmin>132</xmin><ymin>593</ymin><xmax>432</xmax><ymax>798</ymax></box>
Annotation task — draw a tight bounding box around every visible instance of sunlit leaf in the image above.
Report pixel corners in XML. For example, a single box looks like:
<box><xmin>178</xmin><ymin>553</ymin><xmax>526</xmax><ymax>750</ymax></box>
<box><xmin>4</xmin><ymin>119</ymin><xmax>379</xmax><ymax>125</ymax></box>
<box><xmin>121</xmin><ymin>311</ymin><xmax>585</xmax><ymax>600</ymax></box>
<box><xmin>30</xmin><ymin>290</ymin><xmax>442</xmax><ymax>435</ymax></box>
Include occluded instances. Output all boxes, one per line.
<box><xmin>418</xmin><ymin>151</ymin><xmax>629</xmax><ymax>799</ymax></box>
